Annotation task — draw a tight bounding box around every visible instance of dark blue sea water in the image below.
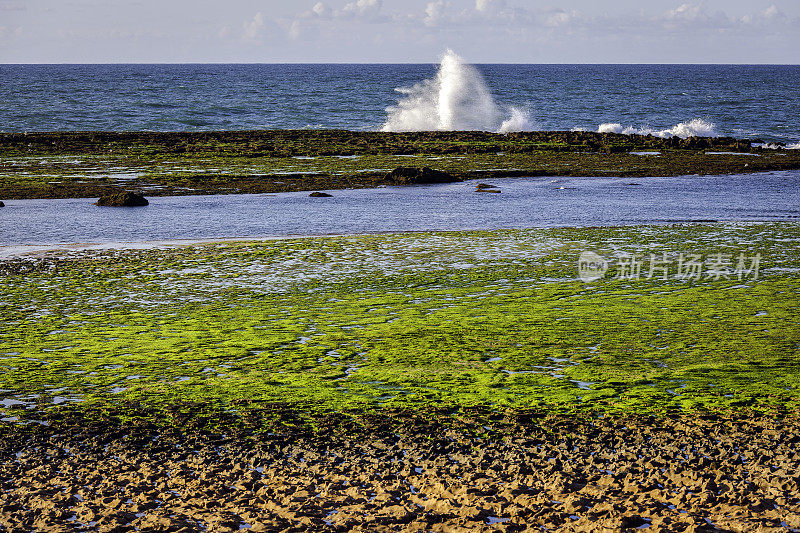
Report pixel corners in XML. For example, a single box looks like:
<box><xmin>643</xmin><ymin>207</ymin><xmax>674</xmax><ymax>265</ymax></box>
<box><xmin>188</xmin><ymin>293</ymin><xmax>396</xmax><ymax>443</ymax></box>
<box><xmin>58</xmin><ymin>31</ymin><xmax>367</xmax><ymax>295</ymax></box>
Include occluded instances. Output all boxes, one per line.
<box><xmin>1</xmin><ymin>64</ymin><xmax>799</xmax><ymax>143</ymax></box>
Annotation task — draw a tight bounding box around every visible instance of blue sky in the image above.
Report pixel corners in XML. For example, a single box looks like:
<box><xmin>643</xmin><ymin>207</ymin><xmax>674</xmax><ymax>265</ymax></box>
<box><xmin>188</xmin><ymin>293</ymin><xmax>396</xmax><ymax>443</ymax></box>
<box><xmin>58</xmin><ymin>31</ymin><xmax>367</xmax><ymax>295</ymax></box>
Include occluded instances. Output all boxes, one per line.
<box><xmin>0</xmin><ymin>0</ymin><xmax>798</xmax><ymax>63</ymax></box>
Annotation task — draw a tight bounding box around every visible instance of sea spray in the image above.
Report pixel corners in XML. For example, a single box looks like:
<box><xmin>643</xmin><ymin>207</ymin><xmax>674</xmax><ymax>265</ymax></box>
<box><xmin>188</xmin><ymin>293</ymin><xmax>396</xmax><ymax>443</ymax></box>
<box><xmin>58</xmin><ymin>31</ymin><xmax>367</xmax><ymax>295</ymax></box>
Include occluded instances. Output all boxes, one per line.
<box><xmin>382</xmin><ymin>50</ymin><xmax>534</xmax><ymax>133</ymax></box>
<box><xmin>597</xmin><ymin>118</ymin><xmax>718</xmax><ymax>139</ymax></box>
<box><xmin>499</xmin><ymin>107</ymin><xmax>535</xmax><ymax>134</ymax></box>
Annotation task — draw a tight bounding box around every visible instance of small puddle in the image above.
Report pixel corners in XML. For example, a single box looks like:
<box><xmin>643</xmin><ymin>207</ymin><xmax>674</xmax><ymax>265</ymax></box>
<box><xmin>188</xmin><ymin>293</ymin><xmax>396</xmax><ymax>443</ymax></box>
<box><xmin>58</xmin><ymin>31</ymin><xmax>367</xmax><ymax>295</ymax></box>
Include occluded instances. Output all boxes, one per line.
<box><xmin>52</xmin><ymin>396</ymin><xmax>84</xmax><ymax>405</ymax></box>
<box><xmin>705</xmin><ymin>152</ymin><xmax>760</xmax><ymax>156</ymax></box>
<box><xmin>0</xmin><ymin>398</ymin><xmax>36</xmax><ymax>409</ymax></box>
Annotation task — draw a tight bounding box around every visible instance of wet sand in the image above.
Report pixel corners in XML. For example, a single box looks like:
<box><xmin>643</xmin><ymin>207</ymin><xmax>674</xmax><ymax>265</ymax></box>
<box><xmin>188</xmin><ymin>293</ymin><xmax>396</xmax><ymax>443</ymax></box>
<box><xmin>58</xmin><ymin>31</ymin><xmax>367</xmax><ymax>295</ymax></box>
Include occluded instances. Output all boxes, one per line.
<box><xmin>2</xmin><ymin>411</ymin><xmax>798</xmax><ymax>532</ymax></box>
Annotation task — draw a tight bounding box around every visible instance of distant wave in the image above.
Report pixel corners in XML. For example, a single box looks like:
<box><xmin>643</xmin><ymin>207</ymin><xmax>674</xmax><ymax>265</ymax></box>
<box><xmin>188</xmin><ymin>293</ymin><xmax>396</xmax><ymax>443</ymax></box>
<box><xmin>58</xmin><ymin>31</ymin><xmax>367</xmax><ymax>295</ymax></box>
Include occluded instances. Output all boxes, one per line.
<box><xmin>381</xmin><ymin>49</ymin><xmax>535</xmax><ymax>133</ymax></box>
<box><xmin>756</xmin><ymin>142</ymin><xmax>800</xmax><ymax>150</ymax></box>
<box><xmin>597</xmin><ymin>119</ymin><xmax>718</xmax><ymax>139</ymax></box>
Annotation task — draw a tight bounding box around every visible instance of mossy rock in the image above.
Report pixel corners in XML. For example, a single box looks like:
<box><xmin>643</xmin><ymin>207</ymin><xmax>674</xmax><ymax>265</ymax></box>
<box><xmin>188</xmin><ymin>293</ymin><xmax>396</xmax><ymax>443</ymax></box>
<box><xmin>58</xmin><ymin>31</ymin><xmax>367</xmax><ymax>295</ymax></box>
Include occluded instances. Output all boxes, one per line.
<box><xmin>94</xmin><ymin>192</ymin><xmax>149</xmax><ymax>207</ymax></box>
<box><xmin>385</xmin><ymin>167</ymin><xmax>460</xmax><ymax>185</ymax></box>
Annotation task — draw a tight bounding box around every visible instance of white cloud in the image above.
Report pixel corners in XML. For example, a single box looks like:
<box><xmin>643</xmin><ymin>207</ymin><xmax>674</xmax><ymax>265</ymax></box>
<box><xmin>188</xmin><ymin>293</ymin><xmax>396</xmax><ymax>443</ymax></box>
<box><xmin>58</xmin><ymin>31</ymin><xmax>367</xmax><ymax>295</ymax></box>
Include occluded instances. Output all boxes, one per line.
<box><xmin>666</xmin><ymin>3</ymin><xmax>706</xmax><ymax>22</ymax></box>
<box><xmin>275</xmin><ymin>1</ymin><xmax>799</xmax><ymax>60</ymax></box>
<box><xmin>657</xmin><ymin>2</ymin><xmax>736</xmax><ymax>31</ymax></box>
<box><xmin>294</xmin><ymin>0</ymin><xmax>386</xmax><ymax>31</ymax></box>
<box><xmin>475</xmin><ymin>0</ymin><xmax>505</xmax><ymax>13</ymax></box>
<box><xmin>343</xmin><ymin>0</ymin><xmax>382</xmax><ymax>15</ymax></box>
<box><xmin>763</xmin><ymin>4</ymin><xmax>780</xmax><ymax>19</ymax></box>
<box><xmin>242</xmin><ymin>12</ymin><xmax>265</xmax><ymax>41</ymax></box>
<box><xmin>544</xmin><ymin>8</ymin><xmax>579</xmax><ymax>27</ymax></box>
<box><xmin>424</xmin><ymin>1</ymin><xmax>448</xmax><ymax>27</ymax></box>
<box><xmin>312</xmin><ymin>2</ymin><xmax>332</xmax><ymax>18</ymax></box>
<box><xmin>741</xmin><ymin>4</ymin><xmax>786</xmax><ymax>24</ymax></box>
<box><xmin>289</xmin><ymin>20</ymin><xmax>302</xmax><ymax>39</ymax></box>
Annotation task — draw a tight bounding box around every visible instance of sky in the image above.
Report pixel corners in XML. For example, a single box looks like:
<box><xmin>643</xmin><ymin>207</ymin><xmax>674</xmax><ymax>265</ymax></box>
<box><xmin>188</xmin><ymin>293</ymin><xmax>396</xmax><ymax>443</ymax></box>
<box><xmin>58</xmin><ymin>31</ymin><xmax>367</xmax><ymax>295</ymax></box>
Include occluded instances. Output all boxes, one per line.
<box><xmin>0</xmin><ymin>0</ymin><xmax>798</xmax><ymax>63</ymax></box>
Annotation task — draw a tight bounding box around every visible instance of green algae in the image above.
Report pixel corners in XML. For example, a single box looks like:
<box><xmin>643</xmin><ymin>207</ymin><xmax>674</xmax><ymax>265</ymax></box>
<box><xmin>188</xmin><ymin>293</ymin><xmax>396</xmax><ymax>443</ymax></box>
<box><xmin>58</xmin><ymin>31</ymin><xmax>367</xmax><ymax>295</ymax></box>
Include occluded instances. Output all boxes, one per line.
<box><xmin>1</xmin><ymin>223</ymin><xmax>799</xmax><ymax>430</ymax></box>
<box><xmin>2</xmin><ymin>131</ymin><xmax>799</xmax><ymax>199</ymax></box>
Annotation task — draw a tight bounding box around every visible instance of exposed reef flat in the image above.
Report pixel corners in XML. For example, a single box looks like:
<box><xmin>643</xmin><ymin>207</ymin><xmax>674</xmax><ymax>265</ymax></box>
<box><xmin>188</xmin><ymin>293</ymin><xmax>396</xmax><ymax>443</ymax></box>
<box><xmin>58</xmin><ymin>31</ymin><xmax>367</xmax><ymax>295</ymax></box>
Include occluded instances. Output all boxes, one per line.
<box><xmin>2</xmin><ymin>409</ymin><xmax>799</xmax><ymax>532</ymax></box>
<box><xmin>1</xmin><ymin>130</ymin><xmax>798</xmax><ymax>199</ymax></box>
<box><xmin>2</xmin><ymin>224</ymin><xmax>799</xmax><ymax>530</ymax></box>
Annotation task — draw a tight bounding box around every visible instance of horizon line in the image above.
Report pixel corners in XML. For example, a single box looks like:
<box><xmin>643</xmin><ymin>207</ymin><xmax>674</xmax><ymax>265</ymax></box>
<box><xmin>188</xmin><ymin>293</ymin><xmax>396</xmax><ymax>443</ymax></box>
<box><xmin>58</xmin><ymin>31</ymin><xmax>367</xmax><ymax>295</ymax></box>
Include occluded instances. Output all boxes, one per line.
<box><xmin>1</xmin><ymin>61</ymin><xmax>799</xmax><ymax>66</ymax></box>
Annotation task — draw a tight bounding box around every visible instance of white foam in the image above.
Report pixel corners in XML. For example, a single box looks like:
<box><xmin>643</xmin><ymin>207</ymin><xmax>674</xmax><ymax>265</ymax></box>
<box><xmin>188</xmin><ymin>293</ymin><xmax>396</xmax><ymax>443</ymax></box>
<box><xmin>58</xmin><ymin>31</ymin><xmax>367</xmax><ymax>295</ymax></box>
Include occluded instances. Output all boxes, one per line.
<box><xmin>788</xmin><ymin>142</ymin><xmax>800</xmax><ymax>150</ymax></box>
<box><xmin>598</xmin><ymin>123</ymin><xmax>626</xmax><ymax>134</ymax></box>
<box><xmin>499</xmin><ymin>106</ymin><xmax>536</xmax><ymax>133</ymax></box>
<box><xmin>382</xmin><ymin>49</ymin><xmax>534</xmax><ymax>133</ymax></box>
<box><xmin>597</xmin><ymin>118</ymin><xmax>718</xmax><ymax>139</ymax></box>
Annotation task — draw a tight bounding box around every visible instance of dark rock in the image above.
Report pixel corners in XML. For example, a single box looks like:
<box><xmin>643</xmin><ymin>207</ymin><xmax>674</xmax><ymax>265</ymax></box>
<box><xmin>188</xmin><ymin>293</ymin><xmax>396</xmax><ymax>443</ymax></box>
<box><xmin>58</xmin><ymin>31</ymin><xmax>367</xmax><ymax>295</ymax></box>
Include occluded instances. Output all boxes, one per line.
<box><xmin>385</xmin><ymin>167</ymin><xmax>459</xmax><ymax>186</ymax></box>
<box><xmin>309</xmin><ymin>191</ymin><xmax>333</xmax><ymax>197</ymax></box>
<box><xmin>94</xmin><ymin>192</ymin><xmax>149</xmax><ymax>207</ymax></box>
<box><xmin>476</xmin><ymin>188</ymin><xmax>501</xmax><ymax>193</ymax></box>
<box><xmin>0</xmin><ymin>201</ymin><xmax>4</xmax><ymax>207</ymax></box>
<box><xmin>475</xmin><ymin>183</ymin><xmax>498</xmax><ymax>190</ymax></box>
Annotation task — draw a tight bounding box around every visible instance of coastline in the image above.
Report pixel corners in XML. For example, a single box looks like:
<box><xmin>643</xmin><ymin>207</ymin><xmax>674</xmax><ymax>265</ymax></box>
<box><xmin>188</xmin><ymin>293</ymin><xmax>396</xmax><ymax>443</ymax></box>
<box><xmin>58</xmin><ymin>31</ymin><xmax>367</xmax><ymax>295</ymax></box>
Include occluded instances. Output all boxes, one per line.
<box><xmin>2</xmin><ymin>223</ymin><xmax>799</xmax><ymax>530</ymax></box>
<box><xmin>3</xmin><ymin>407</ymin><xmax>799</xmax><ymax>532</ymax></box>
<box><xmin>2</xmin><ymin>130</ymin><xmax>799</xmax><ymax>200</ymax></box>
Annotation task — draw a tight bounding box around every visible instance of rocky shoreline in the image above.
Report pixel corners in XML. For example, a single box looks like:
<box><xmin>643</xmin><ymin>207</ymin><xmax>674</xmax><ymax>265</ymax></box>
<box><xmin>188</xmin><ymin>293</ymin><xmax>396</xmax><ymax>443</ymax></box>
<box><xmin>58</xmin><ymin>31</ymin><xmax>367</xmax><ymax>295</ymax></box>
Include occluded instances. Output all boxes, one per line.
<box><xmin>1</xmin><ymin>409</ymin><xmax>798</xmax><ymax>532</ymax></box>
<box><xmin>1</xmin><ymin>130</ymin><xmax>799</xmax><ymax>199</ymax></box>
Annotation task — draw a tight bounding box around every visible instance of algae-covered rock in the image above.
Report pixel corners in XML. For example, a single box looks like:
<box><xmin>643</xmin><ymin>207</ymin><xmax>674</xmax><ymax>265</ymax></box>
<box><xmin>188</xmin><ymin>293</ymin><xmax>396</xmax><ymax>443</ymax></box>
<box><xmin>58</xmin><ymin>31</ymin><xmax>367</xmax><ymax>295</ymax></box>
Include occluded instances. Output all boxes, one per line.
<box><xmin>309</xmin><ymin>191</ymin><xmax>333</xmax><ymax>197</ymax></box>
<box><xmin>476</xmin><ymin>183</ymin><xmax>500</xmax><ymax>193</ymax></box>
<box><xmin>94</xmin><ymin>192</ymin><xmax>149</xmax><ymax>207</ymax></box>
<box><xmin>385</xmin><ymin>167</ymin><xmax>459</xmax><ymax>185</ymax></box>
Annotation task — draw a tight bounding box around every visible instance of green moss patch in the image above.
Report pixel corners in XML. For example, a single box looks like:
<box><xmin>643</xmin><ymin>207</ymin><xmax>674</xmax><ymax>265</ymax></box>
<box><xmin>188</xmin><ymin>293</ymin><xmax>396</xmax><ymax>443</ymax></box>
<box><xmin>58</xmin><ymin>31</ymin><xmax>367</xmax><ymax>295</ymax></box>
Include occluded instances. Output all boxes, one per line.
<box><xmin>1</xmin><ymin>223</ymin><xmax>798</xmax><ymax>431</ymax></box>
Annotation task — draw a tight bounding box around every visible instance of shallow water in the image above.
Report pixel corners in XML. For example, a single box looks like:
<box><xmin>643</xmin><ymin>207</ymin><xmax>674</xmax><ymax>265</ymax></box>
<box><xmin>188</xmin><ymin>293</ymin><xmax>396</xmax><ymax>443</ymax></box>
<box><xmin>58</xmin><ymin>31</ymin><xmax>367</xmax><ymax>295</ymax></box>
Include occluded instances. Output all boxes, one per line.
<box><xmin>2</xmin><ymin>171</ymin><xmax>799</xmax><ymax>248</ymax></box>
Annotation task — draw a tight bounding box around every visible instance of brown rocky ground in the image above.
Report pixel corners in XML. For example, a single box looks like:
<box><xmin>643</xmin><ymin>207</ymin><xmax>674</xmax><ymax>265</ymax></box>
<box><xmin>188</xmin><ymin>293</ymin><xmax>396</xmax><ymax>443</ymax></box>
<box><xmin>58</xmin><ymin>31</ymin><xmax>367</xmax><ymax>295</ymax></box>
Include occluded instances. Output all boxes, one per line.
<box><xmin>1</xmin><ymin>411</ymin><xmax>799</xmax><ymax>532</ymax></box>
<box><xmin>3</xmin><ymin>130</ymin><xmax>800</xmax><ymax>199</ymax></box>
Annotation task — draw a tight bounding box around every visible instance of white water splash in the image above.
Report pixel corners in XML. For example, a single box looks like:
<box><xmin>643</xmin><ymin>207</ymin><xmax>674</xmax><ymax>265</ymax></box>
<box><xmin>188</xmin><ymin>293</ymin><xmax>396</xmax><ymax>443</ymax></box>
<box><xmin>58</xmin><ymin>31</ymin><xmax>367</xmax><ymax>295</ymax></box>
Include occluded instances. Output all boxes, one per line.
<box><xmin>382</xmin><ymin>49</ymin><xmax>535</xmax><ymax>133</ymax></box>
<box><xmin>788</xmin><ymin>142</ymin><xmax>800</xmax><ymax>150</ymax></box>
<box><xmin>598</xmin><ymin>119</ymin><xmax>717</xmax><ymax>139</ymax></box>
<box><xmin>499</xmin><ymin>107</ymin><xmax>535</xmax><ymax>134</ymax></box>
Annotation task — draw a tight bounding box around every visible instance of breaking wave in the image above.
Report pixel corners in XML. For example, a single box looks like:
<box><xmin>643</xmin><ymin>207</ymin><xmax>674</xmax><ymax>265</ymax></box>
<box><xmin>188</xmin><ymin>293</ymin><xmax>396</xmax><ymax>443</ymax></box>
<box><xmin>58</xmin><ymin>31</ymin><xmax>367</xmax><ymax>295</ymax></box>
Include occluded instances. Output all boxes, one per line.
<box><xmin>597</xmin><ymin>119</ymin><xmax>718</xmax><ymax>139</ymax></box>
<box><xmin>788</xmin><ymin>142</ymin><xmax>800</xmax><ymax>150</ymax></box>
<box><xmin>381</xmin><ymin>49</ymin><xmax>535</xmax><ymax>133</ymax></box>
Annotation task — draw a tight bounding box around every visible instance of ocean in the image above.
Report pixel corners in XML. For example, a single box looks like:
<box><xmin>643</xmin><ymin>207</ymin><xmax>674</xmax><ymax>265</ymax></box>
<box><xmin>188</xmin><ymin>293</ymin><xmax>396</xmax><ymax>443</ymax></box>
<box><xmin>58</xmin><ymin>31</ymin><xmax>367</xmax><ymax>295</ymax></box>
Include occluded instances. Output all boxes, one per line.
<box><xmin>1</xmin><ymin>62</ymin><xmax>799</xmax><ymax>144</ymax></box>
<box><xmin>2</xmin><ymin>58</ymin><xmax>800</xmax><ymax>247</ymax></box>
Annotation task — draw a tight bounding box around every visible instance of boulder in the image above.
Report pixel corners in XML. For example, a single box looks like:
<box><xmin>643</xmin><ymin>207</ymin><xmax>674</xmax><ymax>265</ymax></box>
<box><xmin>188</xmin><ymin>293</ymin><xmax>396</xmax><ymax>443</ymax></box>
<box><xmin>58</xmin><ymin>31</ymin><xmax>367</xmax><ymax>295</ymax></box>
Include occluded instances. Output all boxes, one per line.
<box><xmin>0</xmin><ymin>201</ymin><xmax>4</xmax><ymax>207</ymax></box>
<box><xmin>309</xmin><ymin>191</ymin><xmax>333</xmax><ymax>197</ymax></box>
<box><xmin>94</xmin><ymin>192</ymin><xmax>149</xmax><ymax>207</ymax></box>
<box><xmin>475</xmin><ymin>183</ymin><xmax>499</xmax><ymax>190</ymax></box>
<box><xmin>385</xmin><ymin>167</ymin><xmax>459</xmax><ymax>186</ymax></box>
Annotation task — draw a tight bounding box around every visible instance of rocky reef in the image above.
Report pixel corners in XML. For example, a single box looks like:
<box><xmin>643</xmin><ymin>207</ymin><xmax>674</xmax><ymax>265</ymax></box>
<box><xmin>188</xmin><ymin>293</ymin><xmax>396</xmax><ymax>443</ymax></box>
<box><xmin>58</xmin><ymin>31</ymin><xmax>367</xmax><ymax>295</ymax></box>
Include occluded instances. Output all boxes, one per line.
<box><xmin>94</xmin><ymin>192</ymin><xmax>149</xmax><ymax>207</ymax></box>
